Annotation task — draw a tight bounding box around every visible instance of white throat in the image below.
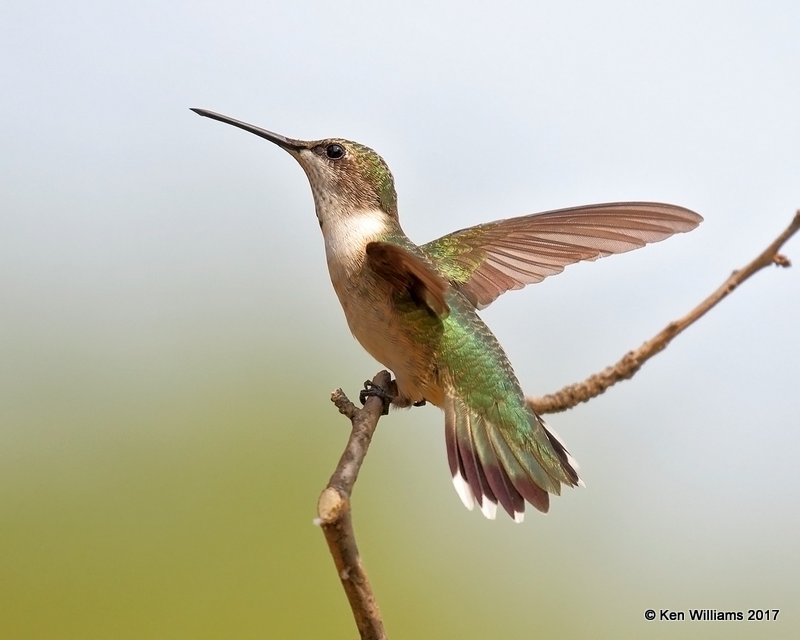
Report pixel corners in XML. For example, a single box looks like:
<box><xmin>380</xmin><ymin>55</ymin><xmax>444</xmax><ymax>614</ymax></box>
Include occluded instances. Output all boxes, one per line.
<box><xmin>321</xmin><ymin>208</ymin><xmax>390</xmax><ymax>268</ymax></box>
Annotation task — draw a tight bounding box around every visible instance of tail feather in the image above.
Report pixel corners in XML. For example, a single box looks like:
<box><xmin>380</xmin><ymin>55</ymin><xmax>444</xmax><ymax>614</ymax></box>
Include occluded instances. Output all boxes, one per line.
<box><xmin>487</xmin><ymin>426</ymin><xmax>550</xmax><ymax>516</ymax></box>
<box><xmin>542</xmin><ymin>420</ymin><xmax>585</xmax><ymax>487</ymax></box>
<box><xmin>444</xmin><ymin>394</ymin><xmax>581</xmax><ymax>522</ymax></box>
<box><xmin>471</xmin><ymin>413</ymin><xmax>525</xmax><ymax>519</ymax></box>
<box><xmin>466</xmin><ymin>404</ymin><xmax>525</xmax><ymax>518</ymax></box>
<box><xmin>446</xmin><ymin>406</ymin><xmax>499</xmax><ymax>518</ymax></box>
<box><xmin>454</xmin><ymin>406</ymin><xmax>498</xmax><ymax>519</ymax></box>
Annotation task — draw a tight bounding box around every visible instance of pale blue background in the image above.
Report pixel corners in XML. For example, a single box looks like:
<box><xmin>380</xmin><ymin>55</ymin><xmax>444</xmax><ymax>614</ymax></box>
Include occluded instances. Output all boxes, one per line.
<box><xmin>2</xmin><ymin>2</ymin><xmax>798</xmax><ymax>638</ymax></box>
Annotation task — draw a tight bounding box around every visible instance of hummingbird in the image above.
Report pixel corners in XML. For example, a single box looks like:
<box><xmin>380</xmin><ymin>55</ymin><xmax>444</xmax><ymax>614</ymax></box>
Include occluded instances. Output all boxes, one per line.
<box><xmin>191</xmin><ymin>108</ymin><xmax>702</xmax><ymax>522</ymax></box>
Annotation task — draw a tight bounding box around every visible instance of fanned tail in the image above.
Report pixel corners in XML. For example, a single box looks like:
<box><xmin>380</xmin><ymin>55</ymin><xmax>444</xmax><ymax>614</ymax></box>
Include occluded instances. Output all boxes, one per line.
<box><xmin>444</xmin><ymin>394</ymin><xmax>582</xmax><ymax>522</ymax></box>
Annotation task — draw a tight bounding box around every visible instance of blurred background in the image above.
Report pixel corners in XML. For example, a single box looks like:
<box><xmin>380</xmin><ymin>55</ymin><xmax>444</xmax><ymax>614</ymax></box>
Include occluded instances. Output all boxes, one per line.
<box><xmin>2</xmin><ymin>2</ymin><xmax>799</xmax><ymax>638</ymax></box>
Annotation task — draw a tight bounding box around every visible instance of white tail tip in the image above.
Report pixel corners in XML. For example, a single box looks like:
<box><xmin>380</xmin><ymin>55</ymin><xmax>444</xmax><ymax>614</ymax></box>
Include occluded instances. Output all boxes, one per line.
<box><xmin>452</xmin><ymin>472</ymin><xmax>475</xmax><ymax>511</ymax></box>
<box><xmin>479</xmin><ymin>498</ymin><xmax>498</xmax><ymax>520</ymax></box>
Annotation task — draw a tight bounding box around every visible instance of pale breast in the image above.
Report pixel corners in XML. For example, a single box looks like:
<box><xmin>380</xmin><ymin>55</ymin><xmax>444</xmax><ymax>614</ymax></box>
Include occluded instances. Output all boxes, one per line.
<box><xmin>327</xmin><ymin>253</ymin><xmax>440</xmax><ymax>404</ymax></box>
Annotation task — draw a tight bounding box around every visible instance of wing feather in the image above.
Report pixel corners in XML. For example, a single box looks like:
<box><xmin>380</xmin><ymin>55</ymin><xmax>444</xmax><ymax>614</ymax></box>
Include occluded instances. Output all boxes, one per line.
<box><xmin>366</xmin><ymin>241</ymin><xmax>451</xmax><ymax>317</ymax></box>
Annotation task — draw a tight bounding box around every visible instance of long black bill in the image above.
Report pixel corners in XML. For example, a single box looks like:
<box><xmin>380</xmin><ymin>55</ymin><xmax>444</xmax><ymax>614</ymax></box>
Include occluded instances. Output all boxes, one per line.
<box><xmin>190</xmin><ymin>108</ymin><xmax>306</xmax><ymax>151</ymax></box>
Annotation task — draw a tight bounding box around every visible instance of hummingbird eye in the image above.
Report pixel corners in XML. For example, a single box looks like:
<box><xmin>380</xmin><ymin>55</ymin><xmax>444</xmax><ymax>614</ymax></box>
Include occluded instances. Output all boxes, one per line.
<box><xmin>325</xmin><ymin>143</ymin><xmax>345</xmax><ymax>160</ymax></box>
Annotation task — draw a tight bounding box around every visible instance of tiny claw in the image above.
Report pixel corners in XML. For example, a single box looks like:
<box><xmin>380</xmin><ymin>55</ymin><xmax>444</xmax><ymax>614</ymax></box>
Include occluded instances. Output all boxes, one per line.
<box><xmin>359</xmin><ymin>380</ymin><xmax>393</xmax><ymax>415</ymax></box>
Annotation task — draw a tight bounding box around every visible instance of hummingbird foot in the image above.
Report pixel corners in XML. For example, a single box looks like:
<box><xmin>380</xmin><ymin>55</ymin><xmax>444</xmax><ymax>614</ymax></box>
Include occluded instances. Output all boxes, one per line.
<box><xmin>359</xmin><ymin>380</ymin><xmax>394</xmax><ymax>415</ymax></box>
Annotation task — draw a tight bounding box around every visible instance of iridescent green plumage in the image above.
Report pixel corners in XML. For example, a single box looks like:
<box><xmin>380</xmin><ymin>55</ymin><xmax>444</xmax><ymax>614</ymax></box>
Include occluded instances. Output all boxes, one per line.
<box><xmin>436</xmin><ymin>290</ymin><xmax>579</xmax><ymax>518</ymax></box>
<box><xmin>349</xmin><ymin>141</ymin><xmax>398</xmax><ymax>216</ymax></box>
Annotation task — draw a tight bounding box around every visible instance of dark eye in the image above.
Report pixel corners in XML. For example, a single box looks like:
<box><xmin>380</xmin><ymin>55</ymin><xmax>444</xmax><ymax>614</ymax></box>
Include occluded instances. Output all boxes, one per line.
<box><xmin>325</xmin><ymin>143</ymin><xmax>345</xmax><ymax>159</ymax></box>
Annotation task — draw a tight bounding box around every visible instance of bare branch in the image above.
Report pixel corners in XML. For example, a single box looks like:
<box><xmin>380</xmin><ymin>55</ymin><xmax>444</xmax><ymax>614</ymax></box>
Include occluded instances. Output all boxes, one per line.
<box><xmin>528</xmin><ymin>209</ymin><xmax>800</xmax><ymax>414</ymax></box>
<box><xmin>317</xmin><ymin>370</ymin><xmax>392</xmax><ymax>640</ymax></box>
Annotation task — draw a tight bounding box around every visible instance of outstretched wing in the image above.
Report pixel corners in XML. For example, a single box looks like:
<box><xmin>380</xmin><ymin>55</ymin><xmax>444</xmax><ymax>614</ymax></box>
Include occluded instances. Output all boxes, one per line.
<box><xmin>422</xmin><ymin>202</ymin><xmax>702</xmax><ymax>309</ymax></box>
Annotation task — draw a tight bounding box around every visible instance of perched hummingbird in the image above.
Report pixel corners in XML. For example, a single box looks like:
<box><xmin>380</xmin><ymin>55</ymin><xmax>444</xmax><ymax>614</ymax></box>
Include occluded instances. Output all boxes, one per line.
<box><xmin>192</xmin><ymin>108</ymin><xmax>702</xmax><ymax>522</ymax></box>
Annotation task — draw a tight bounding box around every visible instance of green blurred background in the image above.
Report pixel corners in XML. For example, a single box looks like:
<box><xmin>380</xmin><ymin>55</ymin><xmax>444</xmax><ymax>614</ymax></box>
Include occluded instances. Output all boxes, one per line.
<box><xmin>2</xmin><ymin>2</ymin><xmax>799</xmax><ymax>638</ymax></box>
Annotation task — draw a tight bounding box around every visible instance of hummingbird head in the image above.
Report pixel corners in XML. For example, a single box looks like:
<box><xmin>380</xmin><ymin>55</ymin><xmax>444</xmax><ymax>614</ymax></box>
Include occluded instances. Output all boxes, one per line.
<box><xmin>190</xmin><ymin>109</ymin><xmax>398</xmax><ymax>226</ymax></box>
<box><xmin>293</xmin><ymin>138</ymin><xmax>399</xmax><ymax>223</ymax></box>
